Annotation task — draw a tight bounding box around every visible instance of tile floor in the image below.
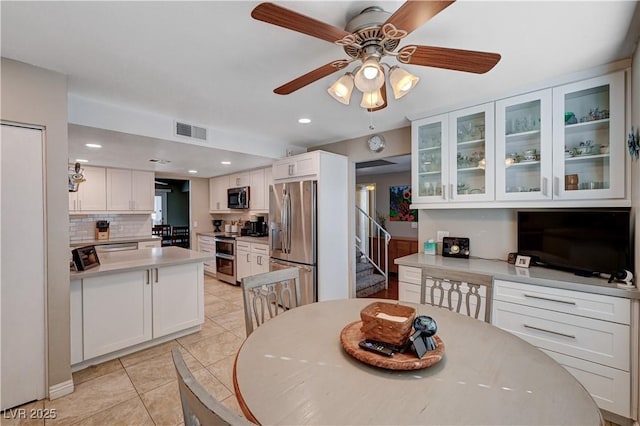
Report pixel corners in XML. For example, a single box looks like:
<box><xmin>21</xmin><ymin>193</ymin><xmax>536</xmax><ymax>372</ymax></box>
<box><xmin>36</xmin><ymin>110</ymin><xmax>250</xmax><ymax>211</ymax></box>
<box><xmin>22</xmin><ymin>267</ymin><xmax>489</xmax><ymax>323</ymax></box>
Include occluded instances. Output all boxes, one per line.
<box><xmin>3</xmin><ymin>276</ymin><xmax>248</xmax><ymax>426</ymax></box>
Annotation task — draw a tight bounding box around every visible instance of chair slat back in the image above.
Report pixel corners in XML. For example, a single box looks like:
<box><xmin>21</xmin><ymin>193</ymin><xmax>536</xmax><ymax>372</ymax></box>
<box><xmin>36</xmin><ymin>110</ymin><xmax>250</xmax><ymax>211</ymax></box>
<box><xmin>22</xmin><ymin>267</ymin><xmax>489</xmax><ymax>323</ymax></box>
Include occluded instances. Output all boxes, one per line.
<box><xmin>172</xmin><ymin>348</ymin><xmax>253</xmax><ymax>426</ymax></box>
<box><xmin>241</xmin><ymin>267</ymin><xmax>301</xmax><ymax>336</ymax></box>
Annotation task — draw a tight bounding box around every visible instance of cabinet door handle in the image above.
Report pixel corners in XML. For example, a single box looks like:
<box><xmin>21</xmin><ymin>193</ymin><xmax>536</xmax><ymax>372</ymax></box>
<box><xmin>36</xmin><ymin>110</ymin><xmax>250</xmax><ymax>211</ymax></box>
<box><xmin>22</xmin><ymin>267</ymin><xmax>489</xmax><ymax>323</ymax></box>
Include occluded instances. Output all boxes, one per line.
<box><xmin>523</xmin><ymin>324</ymin><xmax>575</xmax><ymax>339</ymax></box>
<box><xmin>553</xmin><ymin>176</ymin><xmax>560</xmax><ymax>196</ymax></box>
<box><xmin>542</xmin><ymin>177</ymin><xmax>548</xmax><ymax>197</ymax></box>
<box><xmin>257</xmin><ymin>255</ymin><xmax>262</xmax><ymax>266</ymax></box>
<box><xmin>450</xmin><ymin>184</ymin><xmax>454</xmax><ymax>200</ymax></box>
<box><xmin>523</xmin><ymin>293</ymin><xmax>576</xmax><ymax>305</ymax></box>
<box><xmin>146</xmin><ymin>269</ymin><xmax>150</xmax><ymax>285</ymax></box>
<box><xmin>155</xmin><ymin>268</ymin><xmax>159</xmax><ymax>283</ymax></box>
<box><xmin>74</xmin><ymin>200</ymin><xmax>77</xmax><ymax>211</ymax></box>
<box><xmin>247</xmin><ymin>253</ymin><xmax>250</xmax><ymax>262</ymax></box>
<box><xmin>442</xmin><ymin>185</ymin><xmax>446</xmax><ymax>200</ymax></box>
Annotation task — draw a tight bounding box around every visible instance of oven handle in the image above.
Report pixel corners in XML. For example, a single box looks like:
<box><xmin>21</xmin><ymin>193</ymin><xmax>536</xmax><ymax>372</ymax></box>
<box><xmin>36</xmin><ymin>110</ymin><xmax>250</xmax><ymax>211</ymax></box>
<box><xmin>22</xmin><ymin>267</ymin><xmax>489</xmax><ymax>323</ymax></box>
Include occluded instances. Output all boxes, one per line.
<box><xmin>216</xmin><ymin>253</ymin><xmax>235</xmax><ymax>260</ymax></box>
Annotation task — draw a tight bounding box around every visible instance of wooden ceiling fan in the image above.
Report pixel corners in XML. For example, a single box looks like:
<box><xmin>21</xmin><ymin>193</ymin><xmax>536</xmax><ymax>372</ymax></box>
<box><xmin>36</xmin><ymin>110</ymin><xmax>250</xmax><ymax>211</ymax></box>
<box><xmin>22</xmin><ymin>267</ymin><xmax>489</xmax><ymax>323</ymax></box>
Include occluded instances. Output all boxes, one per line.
<box><xmin>251</xmin><ymin>1</ymin><xmax>501</xmax><ymax>110</ymax></box>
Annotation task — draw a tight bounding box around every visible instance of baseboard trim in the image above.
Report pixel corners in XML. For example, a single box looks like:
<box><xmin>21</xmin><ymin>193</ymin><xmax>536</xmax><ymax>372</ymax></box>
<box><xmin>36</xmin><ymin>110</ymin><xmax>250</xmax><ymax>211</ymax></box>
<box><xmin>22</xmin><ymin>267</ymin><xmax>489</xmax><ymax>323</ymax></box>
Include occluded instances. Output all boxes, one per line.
<box><xmin>49</xmin><ymin>379</ymin><xmax>74</xmax><ymax>400</ymax></box>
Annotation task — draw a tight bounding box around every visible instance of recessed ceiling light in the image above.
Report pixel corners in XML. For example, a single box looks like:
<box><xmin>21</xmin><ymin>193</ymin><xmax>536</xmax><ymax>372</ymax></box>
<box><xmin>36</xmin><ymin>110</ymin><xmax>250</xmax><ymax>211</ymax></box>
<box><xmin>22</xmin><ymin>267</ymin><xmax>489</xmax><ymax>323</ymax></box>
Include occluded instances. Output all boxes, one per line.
<box><xmin>85</xmin><ymin>143</ymin><xmax>102</xmax><ymax>148</ymax></box>
<box><xmin>221</xmin><ymin>161</ymin><xmax>231</xmax><ymax>165</ymax></box>
<box><xmin>188</xmin><ymin>170</ymin><xmax>198</xmax><ymax>174</ymax></box>
<box><xmin>75</xmin><ymin>159</ymin><xmax>88</xmax><ymax>163</ymax></box>
<box><xmin>298</xmin><ymin>118</ymin><xmax>311</xmax><ymax>124</ymax></box>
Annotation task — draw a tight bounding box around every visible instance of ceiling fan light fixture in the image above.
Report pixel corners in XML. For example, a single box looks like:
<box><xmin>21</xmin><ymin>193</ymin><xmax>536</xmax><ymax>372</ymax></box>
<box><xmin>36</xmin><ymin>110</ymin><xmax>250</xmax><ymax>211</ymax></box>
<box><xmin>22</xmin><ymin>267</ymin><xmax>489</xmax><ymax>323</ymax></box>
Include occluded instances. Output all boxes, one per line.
<box><xmin>327</xmin><ymin>73</ymin><xmax>354</xmax><ymax>105</ymax></box>
<box><xmin>360</xmin><ymin>89</ymin><xmax>384</xmax><ymax>109</ymax></box>
<box><xmin>354</xmin><ymin>57</ymin><xmax>384</xmax><ymax>92</ymax></box>
<box><xmin>389</xmin><ymin>66</ymin><xmax>420</xmax><ymax>99</ymax></box>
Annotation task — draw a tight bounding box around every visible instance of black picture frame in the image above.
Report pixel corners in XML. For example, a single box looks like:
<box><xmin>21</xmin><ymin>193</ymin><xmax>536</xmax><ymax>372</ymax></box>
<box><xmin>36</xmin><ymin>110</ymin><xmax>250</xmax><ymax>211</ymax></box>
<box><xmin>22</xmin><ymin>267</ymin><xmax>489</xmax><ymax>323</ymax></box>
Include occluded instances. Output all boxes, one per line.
<box><xmin>72</xmin><ymin>245</ymin><xmax>100</xmax><ymax>271</ymax></box>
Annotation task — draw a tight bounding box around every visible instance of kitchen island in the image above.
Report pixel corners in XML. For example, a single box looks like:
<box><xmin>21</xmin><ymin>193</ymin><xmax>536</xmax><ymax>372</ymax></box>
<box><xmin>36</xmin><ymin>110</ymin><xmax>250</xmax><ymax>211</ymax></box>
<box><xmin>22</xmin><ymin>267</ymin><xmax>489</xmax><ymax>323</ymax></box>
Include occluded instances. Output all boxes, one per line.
<box><xmin>70</xmin><ymin>247</ymin><xmax>213</xmax><ymax>371</ymax></box>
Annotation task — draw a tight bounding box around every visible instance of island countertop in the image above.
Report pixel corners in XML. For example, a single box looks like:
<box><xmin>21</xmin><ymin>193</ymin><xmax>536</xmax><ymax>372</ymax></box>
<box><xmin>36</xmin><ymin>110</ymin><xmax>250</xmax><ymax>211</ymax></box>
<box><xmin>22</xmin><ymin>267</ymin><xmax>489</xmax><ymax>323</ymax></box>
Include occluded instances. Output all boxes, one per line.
<box><xmin>395</xmin><ymin>253</ymin><xmax>640</xmax><ymax>299</ymax></box>
<box><xmin>70</xmin><ymin>246</ymin><xmax>214</xmax><ymax>279</ymax></box>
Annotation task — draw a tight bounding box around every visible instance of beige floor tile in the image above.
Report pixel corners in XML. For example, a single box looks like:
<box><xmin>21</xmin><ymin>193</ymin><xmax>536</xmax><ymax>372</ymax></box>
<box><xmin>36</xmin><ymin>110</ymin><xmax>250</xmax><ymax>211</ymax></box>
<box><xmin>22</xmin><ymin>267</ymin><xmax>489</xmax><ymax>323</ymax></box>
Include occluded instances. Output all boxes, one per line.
<box><xmin>44</xmin><ymin>370</ymin><xmax>137</xmax><ymax>426</ymax></box>
<box><xmin>140</xmin><ymin>380</ymin><xmax>182</xmax><ymax>426</ymax></box>
<box><xmin>1</xmin><ymin>400</ymin><xmax>44</xmax><ymax>426</ymax></box>
<box><xmin>119</xmin><ymin>340</ymin><xmax>180</xmax><ymax>368</ymax></box>
<box><xmin>206</xmin><ymin>355</ymin><xmax>237</xmax><ymax>391</ymax></box>
<box><xmin>209</xmin><ymin>310</ymin><xmax>246</xmax><ymax>332</ymax></box>
<box><xmin>71</xmin><ymin>397</ymin><xmax>153</xmax><ymax>426</ymax></box>
<box><xmin>71</xmin><ymin>359</ymin><xmax>123</xmax><ymax>386</ymax></box>
<box><xmin>221</xmin><ymin>394</ymin><xmax>245</xmax><ymax>419</ymax></box>
<box><xmin>190</xmin><ymin>368</ymin><xmax>232</xmax><ymax>401</ymax></box>
<box><xmin>176</xmin><ymin>318</ymin><xmax>227</xmax><ymax>346</ymax></box>
<box><xmin>181</xmin><ymin>331</ymin><xmax>244</xmax><ymax>366</ymax></box>
<box><xmin>125</xmin><ymin>349</ymin><xmax>203</xmax><ymax>394</ymax></box>
<box><xmin>204</xmin><ymin>299</ymin><xmax>243</xmax><ymax>319</ymax></box>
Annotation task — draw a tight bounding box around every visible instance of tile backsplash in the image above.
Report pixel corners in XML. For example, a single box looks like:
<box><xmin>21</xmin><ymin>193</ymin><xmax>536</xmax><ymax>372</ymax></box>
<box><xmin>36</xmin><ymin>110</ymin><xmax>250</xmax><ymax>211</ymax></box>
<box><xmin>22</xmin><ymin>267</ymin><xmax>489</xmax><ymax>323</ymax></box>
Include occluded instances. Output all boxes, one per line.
<box><xmin>70</xmin><ymin>214</ymin><xmax>152</xmax><ymax>242</ymax></box>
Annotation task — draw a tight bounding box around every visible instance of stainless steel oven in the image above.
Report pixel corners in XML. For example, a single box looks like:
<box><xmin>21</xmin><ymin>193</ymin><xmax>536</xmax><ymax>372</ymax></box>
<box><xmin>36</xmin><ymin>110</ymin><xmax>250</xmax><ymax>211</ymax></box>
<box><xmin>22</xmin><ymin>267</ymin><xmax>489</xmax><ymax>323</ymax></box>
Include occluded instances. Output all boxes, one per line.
<box><xmin>214</xmin><ymin>236</ymin><xmax>236</xmax><ymax>284</ymax></box>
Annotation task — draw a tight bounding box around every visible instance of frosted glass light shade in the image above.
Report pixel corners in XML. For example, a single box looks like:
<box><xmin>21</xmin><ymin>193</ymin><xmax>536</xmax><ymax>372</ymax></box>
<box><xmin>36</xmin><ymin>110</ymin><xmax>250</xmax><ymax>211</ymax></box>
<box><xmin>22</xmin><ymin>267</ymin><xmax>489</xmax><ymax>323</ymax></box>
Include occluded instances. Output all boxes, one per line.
<box><xmin>389</xmin><ymin>66</ymin><xmax>419</xmax><ymax>99</ymax></box>
<box><xmin>327</xmin><ymin>73</ymin><xmax>354</xmax><ymax>105</ymax></box>
<box><xmin>360</xmin><ymin>89</ymin><xmax>384</xmax><ymax>109</ymax></box>
<box><xmin>354</xmin><ymin>58</ymin><xmax>384</xmax><ymax>92</ymax></box>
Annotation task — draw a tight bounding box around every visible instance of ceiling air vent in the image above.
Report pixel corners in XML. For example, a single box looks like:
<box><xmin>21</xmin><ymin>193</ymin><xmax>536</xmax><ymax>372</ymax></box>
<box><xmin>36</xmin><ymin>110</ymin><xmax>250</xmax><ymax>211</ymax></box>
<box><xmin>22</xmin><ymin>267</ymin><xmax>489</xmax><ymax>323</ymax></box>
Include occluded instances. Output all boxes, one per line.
<box><xmin>175</xmin><ymin>121</ymin><xmax>208</xmax><ymax>141</ymax></box>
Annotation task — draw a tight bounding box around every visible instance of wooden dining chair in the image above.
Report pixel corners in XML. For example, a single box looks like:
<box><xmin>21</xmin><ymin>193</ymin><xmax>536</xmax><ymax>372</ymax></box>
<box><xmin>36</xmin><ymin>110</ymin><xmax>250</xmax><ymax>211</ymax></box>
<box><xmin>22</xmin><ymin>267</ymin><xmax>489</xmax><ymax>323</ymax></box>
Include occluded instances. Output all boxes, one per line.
<box><xmin>241</xmin><ymin>267</ymin><xmax>301</xmax><ymax>336</ymax></box>
<box><xmin>171</xmin><ymin>225</ymin><xmax>190</xmax><ymax>248</ymax></box>
<box><xmin>419</xmin><ymin>267</ymin><xmax>493</xmax><ymax>323</ymax></box>
<box><xmin>172</xmin><ymin>348</ymin><xmax>253</xmax><ymax>426</ymax></box>
<box><xmin>152</xmin><ymin>224</ymin><xmax>172</xmax><ymax>247</ymax></box>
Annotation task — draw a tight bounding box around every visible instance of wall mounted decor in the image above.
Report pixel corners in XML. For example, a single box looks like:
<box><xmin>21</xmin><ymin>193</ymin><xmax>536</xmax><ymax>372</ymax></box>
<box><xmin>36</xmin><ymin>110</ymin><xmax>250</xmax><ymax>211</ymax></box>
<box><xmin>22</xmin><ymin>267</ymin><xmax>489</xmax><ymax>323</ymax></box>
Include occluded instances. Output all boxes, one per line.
<box><xmin>389</xmin><ymin>185</ymin><xmax>417</xmax><ymax>222</ymax></box>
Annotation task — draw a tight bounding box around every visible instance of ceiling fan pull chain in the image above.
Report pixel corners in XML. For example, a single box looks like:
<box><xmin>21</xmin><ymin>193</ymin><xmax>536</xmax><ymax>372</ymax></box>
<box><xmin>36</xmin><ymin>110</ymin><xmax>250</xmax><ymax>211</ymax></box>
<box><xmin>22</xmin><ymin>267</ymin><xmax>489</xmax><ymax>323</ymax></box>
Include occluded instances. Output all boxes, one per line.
<box><xmin>369</xmin><ymin>109</ymin><xmax>375</xmax><ymax>130</ymax></box>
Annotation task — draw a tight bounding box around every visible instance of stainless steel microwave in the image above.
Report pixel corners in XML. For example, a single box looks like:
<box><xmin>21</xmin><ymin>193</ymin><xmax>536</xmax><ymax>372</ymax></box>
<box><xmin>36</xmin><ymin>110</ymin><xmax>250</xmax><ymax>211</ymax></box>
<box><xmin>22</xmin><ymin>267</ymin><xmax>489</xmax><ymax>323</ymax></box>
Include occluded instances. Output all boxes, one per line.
<box><xmin>228</xmin><ymin>186</ymin><xmax>249</xmax><ymax>209</ymax></box>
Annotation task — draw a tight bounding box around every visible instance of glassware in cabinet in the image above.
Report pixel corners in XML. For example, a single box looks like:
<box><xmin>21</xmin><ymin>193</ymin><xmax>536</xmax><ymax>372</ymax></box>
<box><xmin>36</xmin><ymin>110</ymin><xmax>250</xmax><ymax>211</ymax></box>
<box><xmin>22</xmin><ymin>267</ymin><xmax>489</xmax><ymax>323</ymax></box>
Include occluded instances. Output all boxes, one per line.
<box><xmin>448</xmin><ymin>103</ymin><xmax>494</xmax><ymax>201</ymax></box>
<box><xmin>412</xmin><ymin>113</ymin><xmax>449</xmax><ymax>202</ymax></box>
<box><xmin>552</xmin><ymin>71</ymin><xmax>625</xmax><ymax>200</ymax></box>
<box><xmin>495</xmin><ymin>89</ymin><xmax>553</xmax><ymax>200</ymax></box>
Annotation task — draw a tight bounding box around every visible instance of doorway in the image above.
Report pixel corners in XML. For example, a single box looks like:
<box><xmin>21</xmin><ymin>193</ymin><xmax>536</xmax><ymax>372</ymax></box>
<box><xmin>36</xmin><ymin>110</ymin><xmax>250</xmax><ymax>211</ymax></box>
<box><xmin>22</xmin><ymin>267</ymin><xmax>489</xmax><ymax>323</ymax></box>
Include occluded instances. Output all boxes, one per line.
<box><xmin>154</xmin><ymin>178</ymin><xmax>191</xmax><ymax>247</ymax></box>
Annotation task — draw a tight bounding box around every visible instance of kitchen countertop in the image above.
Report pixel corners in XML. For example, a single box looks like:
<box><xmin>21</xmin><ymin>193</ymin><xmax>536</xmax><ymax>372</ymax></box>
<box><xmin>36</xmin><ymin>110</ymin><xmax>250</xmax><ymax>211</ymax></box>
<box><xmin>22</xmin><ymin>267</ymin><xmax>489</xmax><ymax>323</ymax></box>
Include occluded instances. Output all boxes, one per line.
<box><xmin>70</xmin><ymin>246</ymin><xmax>213</xmax><ymax>279</ymax></box>
<box><xmin>70</xmin><ymin>235</ymin><xmax>161</xmax><ymax>248</ymax></box>
<box><xmin>395</xmin><ymin>253</ymin><xmax>640</xmax><ymax>299</ymax></box>
<box><xmin>196</xmin><ymin>231</ymin><xmax>269</xmax><ymax>244</ymax></box>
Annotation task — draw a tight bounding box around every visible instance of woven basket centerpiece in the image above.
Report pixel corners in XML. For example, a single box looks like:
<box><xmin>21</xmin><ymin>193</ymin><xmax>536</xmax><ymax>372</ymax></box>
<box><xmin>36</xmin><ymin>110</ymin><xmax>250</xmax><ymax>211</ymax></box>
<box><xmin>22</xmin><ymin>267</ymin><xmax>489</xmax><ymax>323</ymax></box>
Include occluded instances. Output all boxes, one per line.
<box><xmin>360</xmin><ymin>302</ymin><xmax>416</xmax><ymax>346</ymax></box>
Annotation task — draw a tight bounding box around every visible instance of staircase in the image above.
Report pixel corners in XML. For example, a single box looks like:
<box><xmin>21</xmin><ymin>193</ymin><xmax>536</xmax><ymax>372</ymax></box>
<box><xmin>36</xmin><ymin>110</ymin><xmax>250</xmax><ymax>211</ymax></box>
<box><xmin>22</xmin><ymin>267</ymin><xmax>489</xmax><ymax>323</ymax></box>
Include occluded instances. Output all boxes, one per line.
<box><xmin>355</xmin><ymin>205</ymin><xmax>390</xmax><ymax>298</ymax></box>
<box><xmin>356</xmin><ymin>261</ymin><xmax>386</xmax><ymax>297</ymax></box>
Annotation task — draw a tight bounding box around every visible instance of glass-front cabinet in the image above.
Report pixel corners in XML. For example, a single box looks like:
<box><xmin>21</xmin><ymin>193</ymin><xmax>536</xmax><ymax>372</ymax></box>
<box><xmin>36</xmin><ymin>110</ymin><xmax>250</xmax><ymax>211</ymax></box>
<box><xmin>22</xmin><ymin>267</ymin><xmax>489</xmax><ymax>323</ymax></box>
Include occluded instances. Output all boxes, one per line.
<box><xmin>448</xmin><ymin>103</ymin><xmax>494</xmax><ymax>202</ymax></box>
<box><xmin>495</xmin><ymin>89</ymin><xmax>553</xmax><ymax>201</ymax></box>
<box><xmin>552</xmin><ymin>71</ymin><xmax>625</xmax><ymax>200</ymax></box>
<box><xmin>412</xmin><ymin>113</ymin><xmax>448</xmax><ymax>202</ymax></box>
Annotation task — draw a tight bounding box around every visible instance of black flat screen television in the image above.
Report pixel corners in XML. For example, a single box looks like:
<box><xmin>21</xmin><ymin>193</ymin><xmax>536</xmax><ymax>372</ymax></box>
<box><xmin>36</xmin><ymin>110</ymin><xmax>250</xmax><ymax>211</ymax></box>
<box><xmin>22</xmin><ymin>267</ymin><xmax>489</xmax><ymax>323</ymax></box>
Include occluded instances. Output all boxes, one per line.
<box><xmin>517</xmin><ymin>209</ymin><xmax>632</xmax><ymax>276</ymax></box>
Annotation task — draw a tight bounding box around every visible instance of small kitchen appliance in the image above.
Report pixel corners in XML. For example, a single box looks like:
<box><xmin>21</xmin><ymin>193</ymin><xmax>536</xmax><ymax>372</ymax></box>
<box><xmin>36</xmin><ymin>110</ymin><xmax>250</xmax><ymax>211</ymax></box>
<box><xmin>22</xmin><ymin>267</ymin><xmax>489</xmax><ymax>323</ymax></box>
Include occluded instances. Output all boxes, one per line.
<box><xmin>441</xmin><ymin>237</ymin><xmax>470</xmax><ymax>258</ymax></box>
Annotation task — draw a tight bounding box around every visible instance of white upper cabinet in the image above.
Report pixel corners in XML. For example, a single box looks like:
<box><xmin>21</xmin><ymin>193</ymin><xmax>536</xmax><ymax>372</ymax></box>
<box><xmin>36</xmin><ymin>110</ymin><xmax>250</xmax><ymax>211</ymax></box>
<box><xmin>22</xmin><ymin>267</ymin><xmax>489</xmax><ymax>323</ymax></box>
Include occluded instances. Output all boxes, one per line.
<box><xmin>106</xmin><ymin>168</ymin><xmax>154</xmax><ymax>212</ymax></box>
<box><xmin>448</xmin><ymin>103</ymin><xmax>495</xmax><ymax>202</ymax></box>
<box><xmin>552</xmin><ymin>71</ymin><xmax>626</xmax><ymax>200</ymax></box>
<box><xmin>495</xmin><ymin>89</ymin><xmax>553</xmax><ymax>201</ymax></box>
<box><xmin>272</xmin><ymin>152</ymin><xmax>319</xmax><ymax>181</ymax></box>
<box><xmin>249</xmin><ymin>168</ymin><xmax>266</xmax><ymax>212</ymax></box>
<box><xmin>228</xmin><ymin>172</ymin><xmax>250</xmax><ymax>188</ymax></box>
<box><xmin>209</xmin><ymin>175</ymin><xmax>230</xmax><ymax>213</ymax></box>
<box><xmin>69</xmin><ymin>165</ymin><xmax>106</xmax><ymax>212</ymax></box>
<box><xmin>412</xmin><ymin>103</ymin><xmax>494</xmax><ymax>204</ymax></box>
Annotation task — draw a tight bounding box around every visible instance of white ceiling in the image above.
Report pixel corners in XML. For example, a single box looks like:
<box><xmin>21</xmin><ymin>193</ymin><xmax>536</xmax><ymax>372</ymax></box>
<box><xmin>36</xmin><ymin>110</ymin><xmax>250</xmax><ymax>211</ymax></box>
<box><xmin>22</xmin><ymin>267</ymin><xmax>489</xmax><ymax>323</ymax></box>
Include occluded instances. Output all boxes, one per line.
<box><xmin>2</xmin><ymin>1</ymin><xmax>639</xmax><ymax>177</ymax></box>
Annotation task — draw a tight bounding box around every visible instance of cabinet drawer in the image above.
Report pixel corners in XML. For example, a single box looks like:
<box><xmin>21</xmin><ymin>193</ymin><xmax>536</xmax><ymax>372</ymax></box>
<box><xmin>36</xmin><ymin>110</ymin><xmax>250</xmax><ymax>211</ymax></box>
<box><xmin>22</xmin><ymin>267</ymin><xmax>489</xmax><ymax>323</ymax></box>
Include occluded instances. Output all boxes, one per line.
<box><xmin>398</xmin><ymin>281</ymin><xmax>421</xmax><ymax>304</ymax></box>
<box><xmin>493</xmin><ymin>300</ymin><xmax>629</xmax><ymax>370</ymax></box>
<box><xmin>251</xmin><ymin>243</ymin><xmax>269</xmax><ymax>256</ymax></box>
<box><xmin>541</xmin><ymin>349</ymin><xmax>630</xmax><ymax>417</ymax></box>
<box><xmin>198</xmin><ymin>236</ymin><xmax>214</xmax><ymax>245</ymax></box>
<box><xmin>494</xmin><ymin>280</ymin><xmax>630</xmax><ymax>324</ymax></box>
<box><xmin>236</xmin><ymin>241</ymin><xmax>250</xmax><ymax>251</ymax></box>
<box><xmin>398</xmin><ymin>266</ymin><xmax>421</xmax><ymax>285</ymax></box>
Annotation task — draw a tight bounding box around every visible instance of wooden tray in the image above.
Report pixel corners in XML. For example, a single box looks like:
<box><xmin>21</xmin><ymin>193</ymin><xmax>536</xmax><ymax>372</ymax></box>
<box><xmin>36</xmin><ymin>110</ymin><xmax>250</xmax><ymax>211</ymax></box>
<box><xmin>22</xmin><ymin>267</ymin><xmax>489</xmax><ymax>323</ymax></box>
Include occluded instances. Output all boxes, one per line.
<box><xmin>340</xmin><ymin>321</ymin><xmax>445</xmax><ymax>371</ymax></box>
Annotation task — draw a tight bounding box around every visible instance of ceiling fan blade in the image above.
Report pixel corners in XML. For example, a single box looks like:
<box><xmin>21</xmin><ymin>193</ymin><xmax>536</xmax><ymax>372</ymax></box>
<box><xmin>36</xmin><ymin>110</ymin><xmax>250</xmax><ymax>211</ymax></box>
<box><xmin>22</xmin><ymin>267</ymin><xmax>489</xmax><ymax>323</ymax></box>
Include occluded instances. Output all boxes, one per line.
<box><xmin>384</xmin><ymin>1</ymin><xmax>455</xmax><ymax>36</ymax></box>
<box><xmin>397</xmin><ymin>45</ymin><xmax>501</xmax><ymax>74</ymax></box>
<box><xmin>252</xmin><ymin>3</ymin><xmax>351</xmax><ymax>44</ymax></box>
<box><xmin>274</xmin><ymin>60</ymin><xmax>350</xmax><ymax>95</ymax></box>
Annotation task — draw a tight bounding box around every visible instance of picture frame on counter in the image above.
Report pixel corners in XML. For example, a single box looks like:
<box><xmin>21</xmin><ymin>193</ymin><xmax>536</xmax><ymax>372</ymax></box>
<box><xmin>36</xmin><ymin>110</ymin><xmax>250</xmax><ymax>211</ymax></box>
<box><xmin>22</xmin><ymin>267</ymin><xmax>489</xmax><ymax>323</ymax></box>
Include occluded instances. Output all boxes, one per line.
<box><xmin>515</xmin><ymin>255</ymin><xmax>531</xmax><ymax>268</ymax></box>
<box><xmin>72</xmin><ymin>245</ymin><xmax>100</xmax><ymax>271</ymax></box>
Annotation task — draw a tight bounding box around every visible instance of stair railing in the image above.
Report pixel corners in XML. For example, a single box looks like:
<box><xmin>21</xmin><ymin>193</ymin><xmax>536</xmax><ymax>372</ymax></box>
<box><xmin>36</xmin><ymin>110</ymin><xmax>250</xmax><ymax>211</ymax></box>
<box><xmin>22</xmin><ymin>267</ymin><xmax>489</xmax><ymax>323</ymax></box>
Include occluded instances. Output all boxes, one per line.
<box><xmin>356</xmin><ymin>205</ymin><xmax>391</xmax><ymax>289</ymax></box>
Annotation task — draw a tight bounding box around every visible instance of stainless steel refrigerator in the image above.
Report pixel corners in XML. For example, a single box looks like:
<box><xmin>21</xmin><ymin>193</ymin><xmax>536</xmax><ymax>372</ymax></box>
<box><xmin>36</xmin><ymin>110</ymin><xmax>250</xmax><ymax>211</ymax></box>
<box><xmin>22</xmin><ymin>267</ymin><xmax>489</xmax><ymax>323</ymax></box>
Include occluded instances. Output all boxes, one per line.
<box><xmin>269</xmin><ymin>180</ymin><xmax>317</xmax><ymax>305</ymax></box>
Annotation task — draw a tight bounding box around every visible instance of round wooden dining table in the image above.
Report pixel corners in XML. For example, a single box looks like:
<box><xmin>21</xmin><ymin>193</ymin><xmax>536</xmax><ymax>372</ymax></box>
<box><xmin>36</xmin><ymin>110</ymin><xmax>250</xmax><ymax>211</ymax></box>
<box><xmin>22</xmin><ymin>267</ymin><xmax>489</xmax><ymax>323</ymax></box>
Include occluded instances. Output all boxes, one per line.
<box><xmin>233</xmin><ymin>298</ymin><xmax>602</xmax><ymax>425</ymax></box>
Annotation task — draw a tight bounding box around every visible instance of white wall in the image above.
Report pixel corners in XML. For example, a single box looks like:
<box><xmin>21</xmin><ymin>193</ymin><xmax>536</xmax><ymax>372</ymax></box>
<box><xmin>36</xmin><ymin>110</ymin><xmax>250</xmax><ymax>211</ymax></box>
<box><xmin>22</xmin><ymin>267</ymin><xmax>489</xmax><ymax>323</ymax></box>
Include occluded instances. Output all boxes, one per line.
<box><xmin>356</xmin><ymin>171</ymin><xmax>418</xmax><ymax>239</ymax></box>
<box><xmin>418</xmin><ymin>209</ymin><xmax>517</xmax><ymax>260</ymax></box>
<box><xmin>631</xmin><ymin>40</ymin><xmax>639</xmax><ymax>276</ymax></box>
<box><xmin>1</xmin><ymin>58</ymin><xmax>71</xmax><ymax>389</ymax></box>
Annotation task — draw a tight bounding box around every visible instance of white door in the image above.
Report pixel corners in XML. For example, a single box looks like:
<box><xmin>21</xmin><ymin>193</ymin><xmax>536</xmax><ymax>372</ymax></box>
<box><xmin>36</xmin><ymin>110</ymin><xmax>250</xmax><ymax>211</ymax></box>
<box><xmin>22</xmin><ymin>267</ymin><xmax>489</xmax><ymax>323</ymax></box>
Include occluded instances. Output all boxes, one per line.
<box><xmin>1</xmin><ymin>124</ymin><xmax>46</xmax><ymax>409</ymax></box>
<box><xmin>106</xmin><ymin>168</ymin><xmax>132</xmax><ymax>210</ymax></box>
<box><xmin>152</xmin><ymin>263</ymin><xmax>203</xmax><ymax>338</ymax></box>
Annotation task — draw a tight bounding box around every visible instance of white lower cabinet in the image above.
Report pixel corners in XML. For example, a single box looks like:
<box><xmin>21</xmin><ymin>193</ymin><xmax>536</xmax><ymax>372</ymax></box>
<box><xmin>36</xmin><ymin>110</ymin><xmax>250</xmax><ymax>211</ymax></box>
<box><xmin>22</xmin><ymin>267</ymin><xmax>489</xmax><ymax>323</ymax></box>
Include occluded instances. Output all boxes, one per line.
<box><xmin>236</xmin><ymin>241</ymin><xmax>269</xmax><ymax>282</ymax></box>
<box><xmin>82</xmin><ymin>269</ymin><xmax>152</xmax><ymax>360</ymax></box>
<box><xmin>139</xmin><ymin>240</ymin><xmax>162</xmax><ymax>249</ymax></box>
<box><xmin>398</xmin><ymin>266</ymin><xmax>421</xmax><ymax>303</ymax></box>
<box><xmin>492</xmin><ymin>279</ymin><xmax>631</xmax><ymax>418</ymax></box>
<box><xmin>152</xmin><ymin>263</ymin><xmax>204</xmax><ymax>338</ymax></box>
<box><xmin>197</xmin><ymin>235</ymin><xmax>216</xmax><ymax>276</ymax></box>
<box><xmin>73</xmin><ymin>262</ymin><xmax>203</xmax><ymax>363</ymax></box>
